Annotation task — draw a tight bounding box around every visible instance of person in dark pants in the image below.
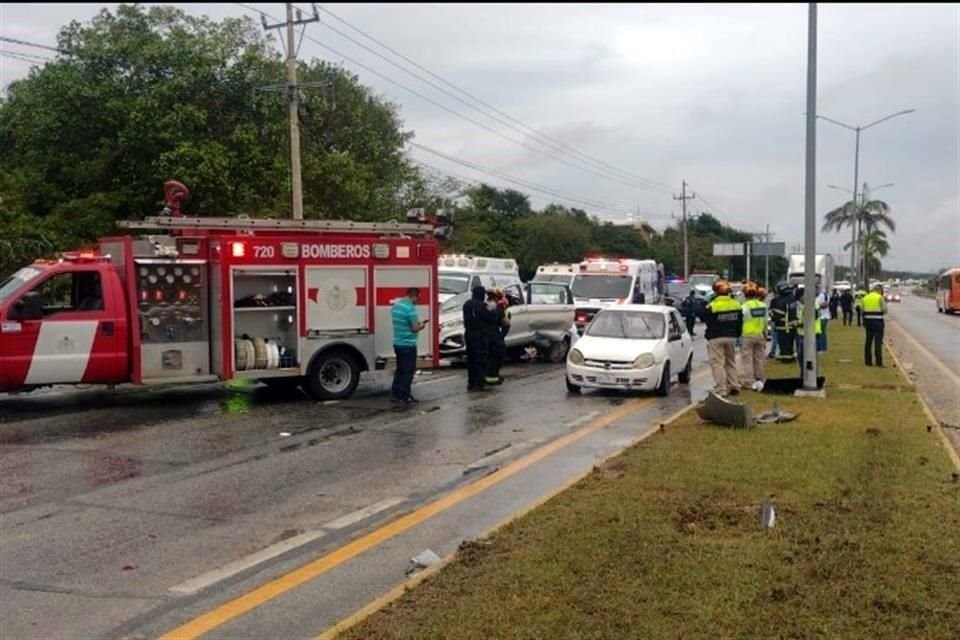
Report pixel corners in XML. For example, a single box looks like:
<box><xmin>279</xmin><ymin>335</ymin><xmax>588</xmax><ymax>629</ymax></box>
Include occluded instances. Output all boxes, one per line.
<box><xmin>463</xmin><ymin>285</ymin><xmax>498</xmax><ymax>391</ymax></box>
<box><xmin>861</xmin><ymin>284</ymin><xmax>887</xmax><ymax>366</ymax></box>
<box><xmin>680</xmin><ymin>289</ymin><xmax>698</xmax><ymax>337</ymax></box>
<box><xmin>484</xmin><ymin>289</ymin><xmax>511</xmax><ymax>385</ymax></box>
<box><xmin>829</xmin><ymin>289</ymin><xmax>840</xmax><ymax>320</ymax></box>
<box><xmin>390</xmin><ymin>288</ymin><xmax>429</xmax><ymax>405</ymax></box>
<box><xmin>840</xmin><ymin>289</ymin><xmax>854</xmax><ymax>326</ymax></box>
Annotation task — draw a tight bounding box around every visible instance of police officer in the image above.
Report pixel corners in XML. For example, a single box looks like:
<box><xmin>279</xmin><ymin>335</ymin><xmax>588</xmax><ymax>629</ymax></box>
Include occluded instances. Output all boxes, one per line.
<box><xmin>862</xmin><ymin>283</ymin><xmax>887</xmax><ymax>367</ymax></box>
<box><xmin>795</xmin><ymin>285</ymin><xmax>823</xmax><ymax>373</ymax></box>
<box><xmin>680</xmin><ymin>289</ymin><xmax>698</xmax><ymax>337</ymax></box>
<box><xmin>463</xmin><ymin>286</ymin><xmax>498</xmax><ymax>391</ymax></box>
<box><xmin>700</xmin><ymin>280</ymin><xmax>743</xmax><ymax>396</ymax></box>
<box><xmin>741</xmin><ymin>282</ymin><xmax>767</xmax><ymax>391</ymax></box>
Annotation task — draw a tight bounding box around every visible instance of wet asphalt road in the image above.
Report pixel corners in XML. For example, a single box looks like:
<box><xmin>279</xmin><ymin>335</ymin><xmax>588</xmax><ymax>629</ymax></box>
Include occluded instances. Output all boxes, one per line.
<box><xmin>0</xmin><ymin>343</ymin><xmax>713</xmax><ymax>640</ymax></box>
<box><xmin>887</xmin><ymin>293</ymin><xmax>960</xmax><ymax>376</ymax></box>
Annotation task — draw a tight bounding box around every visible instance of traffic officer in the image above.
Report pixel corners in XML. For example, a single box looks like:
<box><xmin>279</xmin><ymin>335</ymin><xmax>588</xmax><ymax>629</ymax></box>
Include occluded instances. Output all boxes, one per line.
<box><xmin>854</xmin><ymin>289</ymin><xmax>866</xmax><ymax>327</ymax></box>
<box><xmin>699</xmin><ymin>279</ymin><xmax>743</xmax><ymax>396</ymax></box>
<box><xmin>862</xmin><ymin>283</ymin><xmax>887</xmax><ymax>367</ymax></box>
<box><xmin>741</xmin><ymin>282</ymin><xmax>767</xmax><ymax>391</ymax></box>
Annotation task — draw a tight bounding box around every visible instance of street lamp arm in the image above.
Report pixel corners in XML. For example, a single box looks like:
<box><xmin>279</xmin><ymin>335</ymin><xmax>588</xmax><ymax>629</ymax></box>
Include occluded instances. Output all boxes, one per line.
<box><xmin>816</xmin><ymin>114</ymin><xmax>858</xmax><ymax>131</ymax></box>
<box><xmin>862</xmin><ymin>109</ymin><xmax>916</xmax><ymax>131</ymax></box>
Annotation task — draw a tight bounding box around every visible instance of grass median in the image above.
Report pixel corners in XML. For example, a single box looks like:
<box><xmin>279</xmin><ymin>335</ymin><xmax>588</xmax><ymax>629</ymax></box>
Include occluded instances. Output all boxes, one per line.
<box><xmin>341</xmin><ymin>322</ymin><xmax>960</xmax><ymax>640</ymax></box>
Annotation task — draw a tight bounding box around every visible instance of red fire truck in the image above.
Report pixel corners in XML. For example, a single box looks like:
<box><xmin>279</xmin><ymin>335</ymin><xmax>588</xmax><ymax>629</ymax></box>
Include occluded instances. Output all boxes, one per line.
<box><xmin>0</xmin><ymin>187</ymin><xmax>441</xmax><ymax>400</ymax></box>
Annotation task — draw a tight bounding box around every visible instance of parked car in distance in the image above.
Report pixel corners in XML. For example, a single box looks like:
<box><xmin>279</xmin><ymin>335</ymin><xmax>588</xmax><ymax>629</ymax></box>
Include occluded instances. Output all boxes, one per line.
<box><xmin>566</xmin><ymin>304</ymin><xmax>693</xmax><ymax>396</ymax></box>
<box><xmin>438</xmin><ymin>281</ymin><xmax>575</xmax><ymax>363</ymax></box>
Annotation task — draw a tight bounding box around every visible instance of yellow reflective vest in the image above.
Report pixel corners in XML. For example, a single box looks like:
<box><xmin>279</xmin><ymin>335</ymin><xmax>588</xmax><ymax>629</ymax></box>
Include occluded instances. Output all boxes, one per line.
<box><xmin>742</xmin><ymin>299</ymin><xmax>767</xmax><ymax>337</ymax></box>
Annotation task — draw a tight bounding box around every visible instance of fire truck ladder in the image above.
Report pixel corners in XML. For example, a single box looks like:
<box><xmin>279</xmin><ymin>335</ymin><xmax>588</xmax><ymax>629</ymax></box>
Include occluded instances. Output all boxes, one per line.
<box><xmin>118</xmin><ymin>216</ymin><xmax>437</xmax><ymax>236</ymax></box>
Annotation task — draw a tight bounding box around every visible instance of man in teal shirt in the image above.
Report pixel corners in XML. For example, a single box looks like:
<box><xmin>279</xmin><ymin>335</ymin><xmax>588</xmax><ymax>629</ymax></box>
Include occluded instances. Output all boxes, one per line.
<box><xmin>391</xmin><ymin>288</ymin><xmax>429</xmax><ymax>405</ymax></box>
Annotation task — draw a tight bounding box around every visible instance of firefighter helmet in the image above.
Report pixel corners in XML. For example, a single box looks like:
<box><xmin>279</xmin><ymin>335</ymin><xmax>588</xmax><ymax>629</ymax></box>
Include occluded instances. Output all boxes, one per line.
<box><xmin>743</xmin><ymin>282</ymin><xmax>759</xmax><ymax>298</ymax></box>
<box><xmin>713</xmin><ymin>279</ymin><xmax>732</xmax><ymax>296</ymax></box>
<box><xmin>758</xmin><ymin>287</ymin><xmax>768</xmax><ymax>299</ymax></box>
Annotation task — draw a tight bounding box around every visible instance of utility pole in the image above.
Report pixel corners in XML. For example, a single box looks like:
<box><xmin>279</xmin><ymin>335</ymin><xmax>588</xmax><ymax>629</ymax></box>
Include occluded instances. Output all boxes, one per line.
<box><xmin>764</xmin><ymin>224</ymin><xmax>771</xmax><ymax>290</ymax></box>
<box><xmin>262</xmin><ymin>4</ymin><xmax>319</xmax><ymax>220</ymax></box>
<box><xmin>673</xmin><ymin>181</ymin><xmax>695</xmax><ymax>280</ymax></box>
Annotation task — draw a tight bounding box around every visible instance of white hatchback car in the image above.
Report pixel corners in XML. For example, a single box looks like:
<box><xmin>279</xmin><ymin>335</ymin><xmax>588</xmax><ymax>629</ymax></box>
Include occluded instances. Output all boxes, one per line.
<box><xmin>566</xmin><ymin>304</ymin><xmax>693</xmax><ymax>396</ymax></box>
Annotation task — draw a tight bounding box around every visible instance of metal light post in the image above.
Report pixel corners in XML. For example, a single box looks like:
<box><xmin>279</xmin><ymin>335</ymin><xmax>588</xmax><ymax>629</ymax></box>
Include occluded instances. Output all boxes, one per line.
<box><xmin>802</xmin><ymin>2</ymin><xmax>818</xmax><ymax>391</ymax></box>
<box><xmin>817</xmin><ymin>109</ymin><xmax>914</xmax><ymax>289</ymax></box>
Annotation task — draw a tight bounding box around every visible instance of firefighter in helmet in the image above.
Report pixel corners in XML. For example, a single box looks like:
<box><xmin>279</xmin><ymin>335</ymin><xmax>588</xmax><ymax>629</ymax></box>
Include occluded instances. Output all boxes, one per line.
<box><xmin>484</xmin><ymin>288</ymin><xmax>511</xmax><ymax>385</ymax></box>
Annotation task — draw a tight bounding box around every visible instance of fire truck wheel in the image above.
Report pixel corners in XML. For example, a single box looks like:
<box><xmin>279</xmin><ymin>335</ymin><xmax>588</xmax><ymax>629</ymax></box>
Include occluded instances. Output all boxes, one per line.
<box><xmin>305</xmin><ymin>350</ymin><xmax>360</xmax><ymax>401</ymax></box>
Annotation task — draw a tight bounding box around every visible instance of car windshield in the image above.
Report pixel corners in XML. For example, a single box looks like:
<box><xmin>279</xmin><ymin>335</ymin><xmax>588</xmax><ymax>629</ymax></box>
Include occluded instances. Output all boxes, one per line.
<box><xmin>439</xmin><ymin>273</ymin><xmax>471</xmax><ymax>296</ymax></box>
<box><xmin>688</xmin><ymin>275</ymin><xmax>717</xmax><ymax>289</ymax></box>
<box><xmin>571</xmin><ymin>274</ymin><xmax>632</xmax><ymax>300</ymax></box>
<box><xmin>586</xmin><ymin>311</ymin><xmax>665</xmax><ymax>340</ymax></box>
<box><xmin>440</xmin><ymin>290</ymin><xmax>471</xmax><ymax>314</ymax></box>
<box><xmin>0</xmin><ymin>266</ymin><xmax>44</xmax><ymax>303</ymax></box>
<box><xmin>536</xmin><ymin>274</ymin><xmax>573</xmax><ymax>285</ymax></box>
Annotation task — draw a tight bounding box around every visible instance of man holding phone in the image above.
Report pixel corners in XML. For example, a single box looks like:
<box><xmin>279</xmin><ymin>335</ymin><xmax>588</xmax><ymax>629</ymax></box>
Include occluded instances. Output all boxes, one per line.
<box><xmin>391</xmin><ymin>287</ymin><xmax>429</xmax><ymax>405</ymax></box>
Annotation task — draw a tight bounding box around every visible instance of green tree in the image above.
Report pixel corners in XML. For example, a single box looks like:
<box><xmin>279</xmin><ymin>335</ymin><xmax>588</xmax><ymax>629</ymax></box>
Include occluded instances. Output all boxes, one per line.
<box><xmin>846</xmin><ymin>228</ymin><xmax>890</xmax><ymax>281</ymax></box>
<box><xmin>0</xmin><ymin>4</ymin><xmax>420</xmax><ymax>253</ymax></box>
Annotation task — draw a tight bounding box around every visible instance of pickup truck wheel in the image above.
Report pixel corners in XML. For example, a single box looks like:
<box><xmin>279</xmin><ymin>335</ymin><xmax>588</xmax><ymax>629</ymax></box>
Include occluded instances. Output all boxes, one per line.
<box><xmin>542</xmin><ymin>338</ymin><xmax>570</xmax><ymax>364</ymax></box>
<box><xmin>656</xmin><ymin>361</ymin><xmax>671</xmax><ymax>397</ymax></box>
<box><xmin>677</xmin><ymin>354</ymin><xmax>692</xmax><ymax>384</ymax></box>
<box><xmin>566</xmin><ymin>377</ymin><xmax>581</xmax><ymax>394</ymax></box>
<box><xmin>304</xmin><ymin>351</ymin><xmax>360</xmax><ymax>401</ymax></box>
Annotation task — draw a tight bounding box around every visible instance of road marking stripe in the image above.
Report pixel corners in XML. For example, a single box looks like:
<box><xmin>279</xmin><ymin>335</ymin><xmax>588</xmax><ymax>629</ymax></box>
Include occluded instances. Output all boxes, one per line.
<box><xmin>315</xmin><ymin>374</ymin><xmax>709</xmax><ymax>640</ymax></box>
<box><xmin>321</xmin><ymin>497</ymin><xmax>406</xmax><ymax>531</ymax></box>
<box><xmin>888</xmin><ymin>319</ymin><xmax>960</xmax><ymax>384</ymax></box>
<box><xmin>169</xmin><ymin>531</ymin><xmax>329</xmax><ymax>595</ymax></box>
<box><xmin>565</xmin><ymin>411</ymin><xmax>601</xmax><ymax>428</ymax></box>
<box><xmin>157</xmin><ymin>397</ymin><xmax>654</xmax><ymax>640</ymax></box>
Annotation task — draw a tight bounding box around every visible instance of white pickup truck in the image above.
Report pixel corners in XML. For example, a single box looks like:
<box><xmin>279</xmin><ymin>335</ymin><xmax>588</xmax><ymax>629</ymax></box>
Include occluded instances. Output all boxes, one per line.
<box><xmin>438</xmin><ymin>281</ymin><xmax>575</xmax><ymax>363</ymax></box>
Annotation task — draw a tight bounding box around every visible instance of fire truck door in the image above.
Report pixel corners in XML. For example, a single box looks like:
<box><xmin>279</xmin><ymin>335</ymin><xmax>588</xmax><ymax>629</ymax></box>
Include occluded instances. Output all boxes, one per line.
<box><xmin>10</xmin><ymin>268</ymin><xmax>125</xmax><ymax>386</ymax></box>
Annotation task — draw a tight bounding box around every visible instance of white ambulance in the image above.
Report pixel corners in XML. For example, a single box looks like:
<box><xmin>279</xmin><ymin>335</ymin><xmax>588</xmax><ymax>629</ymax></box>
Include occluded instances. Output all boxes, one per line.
<box><xmin>533</xmin><ymin>263</ymin><xmax>578</xmax><ymax>288</ymax></box>
<box><xmin>437</xmin><ymin>255</ymin><xmax>521</xmax><ymax>303</ymax></box>
<box><xmin>570</xmin><ymin>258</ymin><xmax>662</xmax><ymax>334</ymax></box>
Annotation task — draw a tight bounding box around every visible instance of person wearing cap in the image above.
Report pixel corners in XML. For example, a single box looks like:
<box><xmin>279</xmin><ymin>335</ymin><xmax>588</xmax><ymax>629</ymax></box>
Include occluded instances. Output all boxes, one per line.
<box><xmin>740</xmin><ymin>282</ymin><xmax>767</xmax><ymax>391</ymax></box>
<box><xmin>861</xmin><ymin>283</ymin><xmax>887</xmax><ymax>367</ymax></box>
<box><xmin>699</xmin><ymin>279</ymin><xmax>743</xmax><ymax>396</ymax></box>
<box><xmin>463</xmin><ymin>285</ymin><xmax>499</xmax><ymax>391</ymax></box>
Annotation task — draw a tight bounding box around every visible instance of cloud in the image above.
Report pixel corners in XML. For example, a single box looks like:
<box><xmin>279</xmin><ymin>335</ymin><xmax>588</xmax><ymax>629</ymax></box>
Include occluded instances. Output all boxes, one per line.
<box><xmin>2</xmin><ymin>2</ymin><xmax>958</xmax><ymax>270</ymax></box>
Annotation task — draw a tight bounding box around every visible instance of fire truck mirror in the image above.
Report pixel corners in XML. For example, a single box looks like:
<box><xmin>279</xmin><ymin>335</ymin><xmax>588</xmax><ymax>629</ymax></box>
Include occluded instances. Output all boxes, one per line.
<box><xmin>11</xmin><ymin>291</ymin><xmax>43</xmax><ymax>320</ymax></box>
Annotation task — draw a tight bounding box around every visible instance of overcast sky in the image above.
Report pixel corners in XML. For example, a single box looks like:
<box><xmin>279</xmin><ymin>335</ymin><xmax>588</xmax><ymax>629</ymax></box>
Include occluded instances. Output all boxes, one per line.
<box><xmin>2</xmin><ymin>3</ymin><xmax>958</xmax><ymax>272</ymax></box>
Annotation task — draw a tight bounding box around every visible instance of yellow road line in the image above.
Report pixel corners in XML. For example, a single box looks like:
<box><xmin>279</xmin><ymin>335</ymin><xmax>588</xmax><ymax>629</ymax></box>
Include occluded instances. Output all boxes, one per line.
<box><xmin>158</xmin><ymin>396</ymin><xmax>655</xmax><ymax>640</ymax></box>
<box><xmin>887</xmin><ymin>333</ymin><xmax>960</xmax><ymax>471</ymax></box>
<box><xmin>888</xmin><ymin>319</ymin><xmax>960</xmax><ymax>384</ymax></box>
<box><xmin>317</xmin><ymin>372</ymin><xmax>710</xmax><ymax>640</ymax></box>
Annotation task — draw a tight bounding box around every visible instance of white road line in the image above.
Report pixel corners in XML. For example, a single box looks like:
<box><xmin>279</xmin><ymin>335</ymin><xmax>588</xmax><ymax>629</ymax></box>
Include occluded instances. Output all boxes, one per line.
<box><xmin>168</xmin><ymin>497</ymin><xmax>406</xmax><ymax>595</ymax></box>
<box><xmin>565</xmin><ymin>411</ymin><xmax>601</xmax><ymax>429</ymax></box>
<box><xmin>320</xmin><ymin>497</ymin><xmax>406</xmax><ymax>530</ymax></box>
<box><xmin>169</xmin><ymin>530</ymin><xmax>329</xmax><ymax>595</ymax></box>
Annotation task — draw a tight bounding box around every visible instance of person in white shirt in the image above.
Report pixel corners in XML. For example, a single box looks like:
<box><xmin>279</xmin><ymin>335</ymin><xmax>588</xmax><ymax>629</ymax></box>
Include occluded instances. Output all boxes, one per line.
<box><xmin>815</xmin><ymin>284</ymin><xmax>831</xmax><ymax>351</ymax></box>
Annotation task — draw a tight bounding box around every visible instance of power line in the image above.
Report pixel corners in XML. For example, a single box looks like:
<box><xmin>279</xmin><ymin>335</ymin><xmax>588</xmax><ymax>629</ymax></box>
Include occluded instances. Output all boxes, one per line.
<box><xmin>409</xmin><ymin>142</ymin><xmax>637</xmax><ymax>216</ymax></box>
<box><xmin>308</xmin><ymin>3</ymin><xmax>673</xmax><ymax>193</ymax></box>
<box><xmin>0</xmin><ymin>50</ymin><xmax>53</xmax><ymax>64</ymax></box>
<box><xmin>234</xmin><ymin>4</ymin><xmax>669</xmax><ymax>196</ymax></box>
<box><xmin>0</xmin><ymin>36</ymin><xmax>66</xmax><ymax>54</ymax></box>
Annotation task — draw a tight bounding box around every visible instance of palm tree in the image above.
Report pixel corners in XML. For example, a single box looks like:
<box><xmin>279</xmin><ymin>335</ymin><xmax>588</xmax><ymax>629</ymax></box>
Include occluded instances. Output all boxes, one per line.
<box><xmin>822</xmin><ymin>183</ymin><xmax>895</xmax><ymax>285</ymax></box>
<box><xmin>844</xmin><ymin>228</ymin><xmax>890</xmax><ymax>281</ymax></box>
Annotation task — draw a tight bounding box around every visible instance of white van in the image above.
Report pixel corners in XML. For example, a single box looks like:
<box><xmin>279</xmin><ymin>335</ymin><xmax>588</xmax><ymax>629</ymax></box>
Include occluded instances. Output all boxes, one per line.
<box><xmin>570</xmin><ymin>258</ymin><xmax>662</xmax><ymax>333</ymax></box>
<box><xmin>533</xmin><ymin>263</ymin><xmax>578</xmax><ymax>288</ymax></box>
<box><xmin>437</xmin><ymin>254</ymin><xmax>521</xmax><ymax>303</ymax></box>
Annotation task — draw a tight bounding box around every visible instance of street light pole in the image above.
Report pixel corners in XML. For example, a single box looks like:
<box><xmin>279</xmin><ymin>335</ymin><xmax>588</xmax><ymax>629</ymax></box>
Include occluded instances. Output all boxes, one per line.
<box><xmin>802</xmin><ymin>2</ymin><xmax>818</xmax><ymax>391</ymax></box>
<box><xmin>817</xmin><ymin>109</ymin><xmax>914</xmax><ymax>290</ymax></box>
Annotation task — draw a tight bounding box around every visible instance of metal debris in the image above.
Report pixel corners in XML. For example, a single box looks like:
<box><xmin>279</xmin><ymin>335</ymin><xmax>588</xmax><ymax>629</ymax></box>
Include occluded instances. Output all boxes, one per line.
<box><xmin>760</xmin><ymin>500</ymin><xmax>777</xmax><ymax>529</ymax></box>
<box><xmin>755</xmin><ymin>400</ymin><xmax>800</xmax><ymax>424</ymax></box>
<box><xmin>696</xmin><ymin>392</ymin><xmax>755</xmax><ymax>428</ymax></box>
<box><xmin>406</xmin><ymin>549</ymin><xmax>442</xmax><ymax>575</ymax></box>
